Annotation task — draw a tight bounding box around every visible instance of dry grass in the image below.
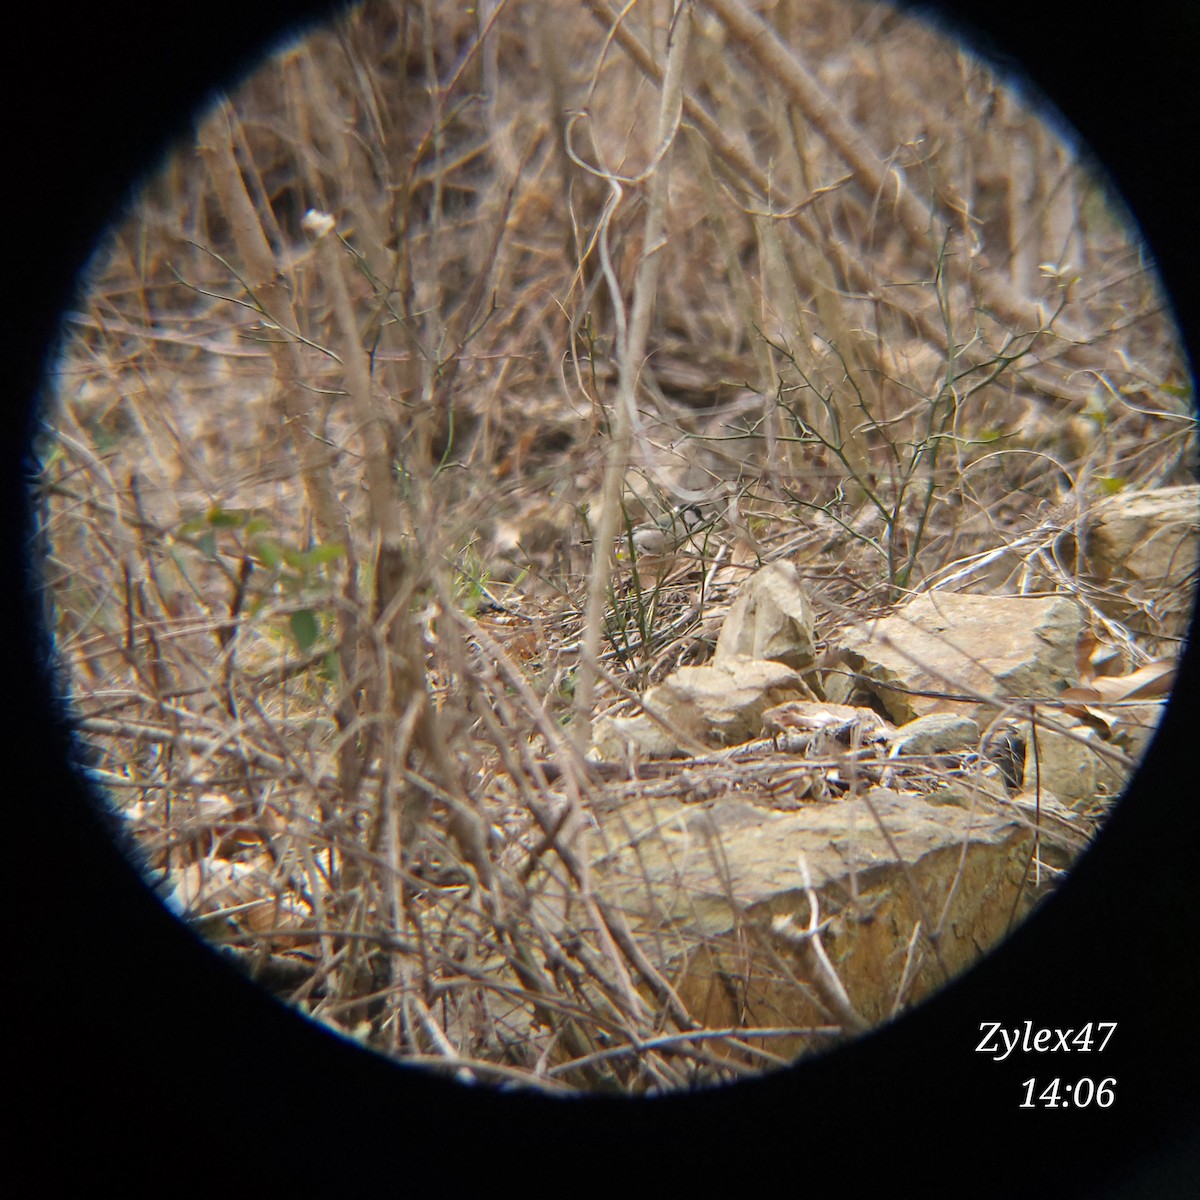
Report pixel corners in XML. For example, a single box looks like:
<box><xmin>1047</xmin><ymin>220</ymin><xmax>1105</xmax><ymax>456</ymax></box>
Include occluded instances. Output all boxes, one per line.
<box><xmin>35</xmin><ymin>0</ymin><xmax>1193</xmax><ymax>1092</ymax></box>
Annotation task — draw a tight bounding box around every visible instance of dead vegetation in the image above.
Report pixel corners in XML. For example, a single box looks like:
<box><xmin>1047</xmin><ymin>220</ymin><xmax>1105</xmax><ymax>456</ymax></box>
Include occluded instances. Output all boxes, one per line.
<box><xmin>35</xmin><ymin>0</ymin><xmax>1194</xmax><ymax>1093</ymax></box>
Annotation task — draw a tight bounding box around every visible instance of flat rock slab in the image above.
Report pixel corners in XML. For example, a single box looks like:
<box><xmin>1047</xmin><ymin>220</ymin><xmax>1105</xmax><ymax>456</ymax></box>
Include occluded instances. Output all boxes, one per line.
<box><xmin>1083</xmin><ymin>483</ymin><xmax>1198</xmax><ymax>641</ymax></box>
<box><xmin>837</xmin><ymin>592</ymin><xmax>1083</xmax><ymax>724</ymax></box>
<box><xmin>588</xmin><ymin>785</ymin><xmax>1036</xmax><ymax>1054</ymax></box>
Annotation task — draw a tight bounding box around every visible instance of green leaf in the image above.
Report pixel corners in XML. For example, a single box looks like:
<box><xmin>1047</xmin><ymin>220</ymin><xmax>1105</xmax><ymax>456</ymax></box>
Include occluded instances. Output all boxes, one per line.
<box><xmin>301</xmin><ymin>542</ymin><xmax>346</xmax><ymax>568</ymax></box>
<box><xmin>178</xmin><ymin>514</ymin><xmax>209</xmax><ymax>537</ymax></box>
<box><xmin>279</xmin><ymin>543</ymin><xmax>346</xmax><ymax>574</ymax></box>
<box><xmin>253</xmin><ymin>538</ymin><xmax>283</xmax><ymax>569</ymax></box>
<box><xmin>206</xmin><ymin>506</ymin><xmax>246</xmax><ymax>529</ymax></box>
<box><xmin>289</xmin><ymin>608</ymin><xmax>320</xmax><ymax>652</ymax></box>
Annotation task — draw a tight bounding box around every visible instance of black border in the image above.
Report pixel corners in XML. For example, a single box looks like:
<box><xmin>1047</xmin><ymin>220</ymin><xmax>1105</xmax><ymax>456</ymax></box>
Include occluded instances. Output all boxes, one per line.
<box><xmin>7</xmin><ymin>1</ymin><xmax>1197</xmax><ymax>1191</ymax></box>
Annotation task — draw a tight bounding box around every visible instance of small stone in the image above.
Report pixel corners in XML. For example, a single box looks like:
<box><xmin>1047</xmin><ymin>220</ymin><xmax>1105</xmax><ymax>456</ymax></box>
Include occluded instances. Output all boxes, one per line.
<box><xmin>888</xmin><ymin>713</ymin><xmax>981</xmax><ymax>756</ymax></box>
<box><xmin>715</xmin><ymin>560</ymin><xmax>817</xmax><ymax>670</ymax></box>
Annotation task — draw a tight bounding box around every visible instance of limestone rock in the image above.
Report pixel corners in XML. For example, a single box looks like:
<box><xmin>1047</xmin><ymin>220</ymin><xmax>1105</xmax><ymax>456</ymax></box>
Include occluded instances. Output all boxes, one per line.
<box><xmin>923</xmin><ymin>765</ymin><xmax>1011</xmax><ymax>808</ymax></box>
<box><xmin>589</xmin><ymin>655</ymin><xmax>809</xmax><ymax>760</ymax></box>
<box><xmin>761</xmin><ymin>700</ymin><xmax>892</xmax><ymax>748</ymax></box>
<box><xmin>1021</xmin><ymin>719</ymin><xmax>1133</xmax><ymax>806</ymax></box>
<box><xmin>888</xmin><ymin>713</ymin><xmax>981</xmax><ymax>755</ymax></box>
<box><xmin>1082</xmin><ymin>484</ymin><xmax>1198</xmax><ymax>642</ymax></box>
<box><xmin>836</xmin><ymin>592</ymin><xmax>1083</xmax><ymax>724</ymax></box>
<box><xmin>647</xmin><ymin>655</ymin><xmax>806</xmax><ymax>745</ymax></box>
<box><xmin>590</xmin><ymin>786</ymin><xmax>1037</xmax><ymax>1055</ymax></box>
<box><xmin>715</xmin><ymin>559</ymin><xmax>817</xmax><ymax>670</ymax></box>
<box><xmin>590</xmin><ymin>713</ymin><xmax>680</xmax><ymax>761</ymax></box>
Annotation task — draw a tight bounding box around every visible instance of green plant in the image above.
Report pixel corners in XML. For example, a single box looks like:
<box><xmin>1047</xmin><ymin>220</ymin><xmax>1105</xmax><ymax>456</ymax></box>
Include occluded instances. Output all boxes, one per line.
<box><xmin>765</xmin><ymin>245</ymin><xmax>1074</xmax><ymax>596</ymax></box>
<box><xmin>176</xmin><ymin>505</ymin><xmax>345</xmax><ymax>657</ymax></box>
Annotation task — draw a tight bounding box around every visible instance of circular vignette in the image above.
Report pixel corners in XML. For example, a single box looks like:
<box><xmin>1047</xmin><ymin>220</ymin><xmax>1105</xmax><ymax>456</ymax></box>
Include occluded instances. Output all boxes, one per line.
<box><xmin>8</xmin><ymin>0</ymin><xmax>1198</xmax><ymax>1189</ymax></box>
